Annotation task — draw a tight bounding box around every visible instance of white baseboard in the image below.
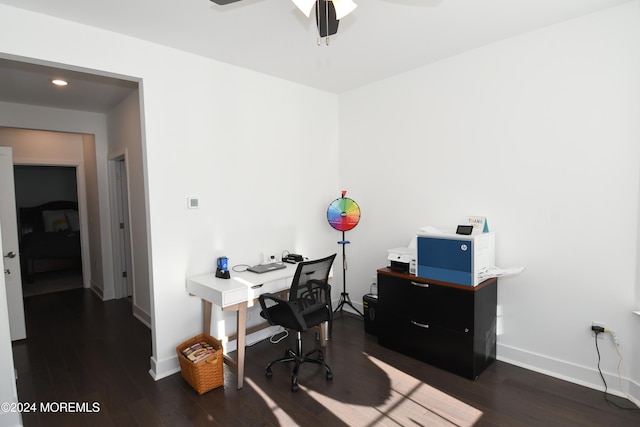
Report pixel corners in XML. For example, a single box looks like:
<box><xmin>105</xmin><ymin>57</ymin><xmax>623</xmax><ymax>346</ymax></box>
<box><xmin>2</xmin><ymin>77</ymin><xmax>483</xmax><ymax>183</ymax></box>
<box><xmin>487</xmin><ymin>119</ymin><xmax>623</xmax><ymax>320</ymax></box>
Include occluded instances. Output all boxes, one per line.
<box><xmin>148</xmin><ymin>354</ymin><xmax>180</xmax><ymax>381</ymax></box>
<box><xmin>628</xmin><ymin>378</ymin><xmax>640</xmax><ymax>407</ymax></box>
<box><xmin>497</xmin><ymin>342</ymin><xmax>639</xmax><ymax>404</ymax></box>
<box><xmin>132</xmin><ymin>304</ymin><xmax>151</xmax><ymax>329</ymax></box>
<box><xmin>89</xmin><ymin>281</ymin><xmax>103</xmax><ymax>299</ymax></box>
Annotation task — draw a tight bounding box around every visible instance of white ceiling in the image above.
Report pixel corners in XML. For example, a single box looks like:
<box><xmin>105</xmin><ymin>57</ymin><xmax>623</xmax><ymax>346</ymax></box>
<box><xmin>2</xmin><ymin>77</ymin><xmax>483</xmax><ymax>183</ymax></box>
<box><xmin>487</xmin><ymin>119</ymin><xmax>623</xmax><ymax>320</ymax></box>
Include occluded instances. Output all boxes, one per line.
<box><xmin>0</xmin><ymin>0</ymin><xmax>632</xmax><ymax>112</ymax></box>
<box><xmin>0</xmin><ymin>58</ymin><xmax>139</xmax><ymax>113</ymax></box>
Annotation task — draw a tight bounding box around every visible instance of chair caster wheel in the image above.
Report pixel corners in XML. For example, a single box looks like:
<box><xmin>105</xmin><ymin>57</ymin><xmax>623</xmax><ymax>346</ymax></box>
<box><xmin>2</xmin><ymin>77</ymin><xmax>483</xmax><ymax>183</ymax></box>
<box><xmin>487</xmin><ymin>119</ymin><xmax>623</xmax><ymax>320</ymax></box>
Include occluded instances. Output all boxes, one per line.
<box><xmin>318</xmin><ymin>352</ymin><xmax>324</xmax><ymax>361</ymax></box>
<box><xmin>266</xmin><ymin>368</ymin><xmax>273</xmax><ymax>378</ymax></box>
<box><xmin>291</xmin><ymin>383</ymin><xmax>299</xmax><ymax>392</ymax></box>
<box><xmin>326</xmin><ymin>371</ymin><xmax>333</xmax><ymax>381</ymax></box>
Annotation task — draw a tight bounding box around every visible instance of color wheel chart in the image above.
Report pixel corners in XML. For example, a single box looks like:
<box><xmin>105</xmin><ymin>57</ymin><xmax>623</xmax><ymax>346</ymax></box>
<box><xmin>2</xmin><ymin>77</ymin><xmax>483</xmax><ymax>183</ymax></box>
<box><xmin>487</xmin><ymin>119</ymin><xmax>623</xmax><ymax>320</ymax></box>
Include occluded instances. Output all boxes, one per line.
<box><xmin>327</xmin><ymin>197</ymin><xmax>360</xmax><ymax>232</ymax></box>
<box><xmin>327</xmin><ymin>192</ymin><xmax>363</xmax><ymax>316</ymax></box>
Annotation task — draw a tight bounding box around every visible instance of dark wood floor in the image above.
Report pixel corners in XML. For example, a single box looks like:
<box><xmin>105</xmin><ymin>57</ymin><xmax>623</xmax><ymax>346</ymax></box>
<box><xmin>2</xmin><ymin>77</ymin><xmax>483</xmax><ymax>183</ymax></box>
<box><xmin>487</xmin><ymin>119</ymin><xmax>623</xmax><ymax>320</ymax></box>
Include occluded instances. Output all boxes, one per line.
<box><xmin>11</xmin><ymin>289</ymin><xmax>640</xmax><ymax>426</ymax></box>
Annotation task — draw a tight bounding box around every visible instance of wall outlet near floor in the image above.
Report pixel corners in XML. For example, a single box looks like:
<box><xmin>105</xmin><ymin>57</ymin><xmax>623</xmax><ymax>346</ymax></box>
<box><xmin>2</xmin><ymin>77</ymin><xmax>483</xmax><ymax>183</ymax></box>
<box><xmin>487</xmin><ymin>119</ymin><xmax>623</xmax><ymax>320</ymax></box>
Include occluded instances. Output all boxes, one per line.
<box><xmin>591</xmin><ymin>320</ymin><xmax>606</xmax><ymax>339</ymax></box>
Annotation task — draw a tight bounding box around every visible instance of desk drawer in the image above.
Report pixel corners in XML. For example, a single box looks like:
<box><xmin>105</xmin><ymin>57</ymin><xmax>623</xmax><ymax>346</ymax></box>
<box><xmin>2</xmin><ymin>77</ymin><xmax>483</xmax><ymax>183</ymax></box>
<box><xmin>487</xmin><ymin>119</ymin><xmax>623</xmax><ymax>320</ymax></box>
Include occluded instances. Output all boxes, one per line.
<box><xmin>222</xmin><ymin>287</ymin><xmax>251</xmax><ymax>307</ymax></box>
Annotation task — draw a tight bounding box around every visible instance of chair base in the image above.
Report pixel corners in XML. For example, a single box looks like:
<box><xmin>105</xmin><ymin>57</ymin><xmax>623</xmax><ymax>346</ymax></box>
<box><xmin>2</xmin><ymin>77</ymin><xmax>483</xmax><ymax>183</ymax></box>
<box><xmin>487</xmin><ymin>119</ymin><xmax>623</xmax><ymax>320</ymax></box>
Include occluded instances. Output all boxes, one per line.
<box><xmin>265</xmin><ymin>332</ymin><xmax>333</xmax><ymax>392</ymax></box>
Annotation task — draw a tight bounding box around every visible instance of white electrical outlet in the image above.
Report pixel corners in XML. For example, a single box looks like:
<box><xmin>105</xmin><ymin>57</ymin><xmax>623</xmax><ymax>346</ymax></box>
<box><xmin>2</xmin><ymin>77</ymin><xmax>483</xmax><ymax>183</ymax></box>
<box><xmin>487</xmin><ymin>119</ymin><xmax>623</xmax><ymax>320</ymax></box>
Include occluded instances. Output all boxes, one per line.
<box><xmin>592</xmin><ymin>320</ymin><xmax>606</xmax><ymax>339</ymax></box>
<box><xmin>262</xmin><ymin>252</ymin><xmax>279</xmax><ymax>264</ymax></box>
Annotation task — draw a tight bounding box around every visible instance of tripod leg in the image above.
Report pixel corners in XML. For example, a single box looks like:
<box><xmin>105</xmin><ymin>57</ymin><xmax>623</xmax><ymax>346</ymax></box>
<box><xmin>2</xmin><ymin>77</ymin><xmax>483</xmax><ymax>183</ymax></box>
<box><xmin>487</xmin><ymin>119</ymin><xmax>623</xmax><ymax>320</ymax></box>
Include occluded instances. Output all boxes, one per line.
<box><xmin>343</xmin><ymin>293</ymin><xmax>363</xmax><ymax>316</ymax></box>
<box><xmin>333</xmin><ymin>231</ymin><xmax>362</xmax><ymax>316</ymax></box>
<box><xmin>333</xmin><ymin>292</ymin><xmax>362</xmax><ymax>316</ymax></box>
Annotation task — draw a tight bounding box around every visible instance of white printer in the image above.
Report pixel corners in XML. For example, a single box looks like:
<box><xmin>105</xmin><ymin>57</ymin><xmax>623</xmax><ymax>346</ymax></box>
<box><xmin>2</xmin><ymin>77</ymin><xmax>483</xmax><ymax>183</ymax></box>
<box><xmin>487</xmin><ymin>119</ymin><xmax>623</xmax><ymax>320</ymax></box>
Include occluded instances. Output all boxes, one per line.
<box><xmin>387</xmin><ymin>247</ymin><xmax>416</xmax><ymax>275</ymax></box>
<box><xmin>416</xmin><ymin>229</ymin><xmax>495</xmax><ymax>286</ymax></box>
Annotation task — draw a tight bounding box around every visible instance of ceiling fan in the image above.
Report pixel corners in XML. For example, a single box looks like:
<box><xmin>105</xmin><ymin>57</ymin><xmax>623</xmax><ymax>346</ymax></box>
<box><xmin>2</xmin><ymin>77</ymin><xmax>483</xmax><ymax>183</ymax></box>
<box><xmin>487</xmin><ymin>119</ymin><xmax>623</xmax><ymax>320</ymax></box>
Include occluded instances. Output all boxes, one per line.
<box><xmin>209</xmin><ymin>0</ymin><xmax>357</xmax><ymax>44</ymax></box>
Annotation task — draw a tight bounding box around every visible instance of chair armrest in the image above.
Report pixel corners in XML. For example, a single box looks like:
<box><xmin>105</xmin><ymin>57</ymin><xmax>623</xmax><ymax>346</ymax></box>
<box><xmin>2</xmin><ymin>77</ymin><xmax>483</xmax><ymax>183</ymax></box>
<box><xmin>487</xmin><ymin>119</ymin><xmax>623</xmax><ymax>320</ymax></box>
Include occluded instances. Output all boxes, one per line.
<box><xmin>259</xmin><ymin>292</ymin><xmax>287</xmax><ymax>307</ymax></box>
<box><xmin>259</xmin><ymin>293</ymin><xmax>309</xmax><ymax>330</ymax></box>
<box><xmin>258</xmin><ymin>292</ymin><xmax>287</xmax><ymax>319</ymax></box>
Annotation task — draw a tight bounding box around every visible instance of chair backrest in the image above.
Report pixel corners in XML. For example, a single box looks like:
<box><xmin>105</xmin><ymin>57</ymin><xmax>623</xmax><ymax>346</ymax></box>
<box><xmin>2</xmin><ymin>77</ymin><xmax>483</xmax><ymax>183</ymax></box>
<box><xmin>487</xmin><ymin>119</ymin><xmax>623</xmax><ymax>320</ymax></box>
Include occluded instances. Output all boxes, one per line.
<box><xmin>289</xmin><ymin>254</ymin><xmax>337</xmax><ymax>310</ymax></box>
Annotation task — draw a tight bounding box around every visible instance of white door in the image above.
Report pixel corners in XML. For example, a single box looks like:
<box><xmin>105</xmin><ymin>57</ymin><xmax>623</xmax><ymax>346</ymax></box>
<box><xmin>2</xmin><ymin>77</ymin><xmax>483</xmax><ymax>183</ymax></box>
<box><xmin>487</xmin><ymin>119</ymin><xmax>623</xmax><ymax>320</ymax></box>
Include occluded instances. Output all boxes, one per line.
<box><xmin>0</xmin><ymin>226</ymin><xmax>21</xmax><ymax>426</ymax></box>
<box><xmin>0</xmin><ymin>147</ymin><xmax>27</xmax><ymax>341</ymax></box>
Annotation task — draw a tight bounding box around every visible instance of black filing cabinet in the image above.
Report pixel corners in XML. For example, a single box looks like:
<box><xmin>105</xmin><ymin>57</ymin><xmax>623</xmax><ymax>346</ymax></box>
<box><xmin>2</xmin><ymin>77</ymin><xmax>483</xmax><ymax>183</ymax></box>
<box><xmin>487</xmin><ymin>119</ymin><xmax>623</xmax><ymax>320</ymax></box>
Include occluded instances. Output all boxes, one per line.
<box><xmin>376</xmin><ymin>268</ymin><xmax>497</xmax><ymax>380</ymax></box>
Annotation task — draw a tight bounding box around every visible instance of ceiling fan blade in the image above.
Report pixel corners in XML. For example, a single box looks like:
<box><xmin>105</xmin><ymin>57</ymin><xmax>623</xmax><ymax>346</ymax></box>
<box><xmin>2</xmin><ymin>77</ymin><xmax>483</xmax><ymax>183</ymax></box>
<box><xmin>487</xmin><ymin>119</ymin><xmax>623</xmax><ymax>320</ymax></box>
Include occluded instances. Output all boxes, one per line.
<box><xmin>209</xmin><ymin>0</ymin><xmax>243</xmax><ymax>5</ymax></box>
<box><xmin>316</xmin><ymin>0</ymin><xmax>339</xmax><ymax>37</ymax></box>
<box><xmin>332</xmin><ymin>0</ymin><xmax>357</xmax><ymax>20</ymax></box>
<box><xmin>292</xmin><ymin>0</ymin><xmax>316</xmax><ymax>18</ymax></box>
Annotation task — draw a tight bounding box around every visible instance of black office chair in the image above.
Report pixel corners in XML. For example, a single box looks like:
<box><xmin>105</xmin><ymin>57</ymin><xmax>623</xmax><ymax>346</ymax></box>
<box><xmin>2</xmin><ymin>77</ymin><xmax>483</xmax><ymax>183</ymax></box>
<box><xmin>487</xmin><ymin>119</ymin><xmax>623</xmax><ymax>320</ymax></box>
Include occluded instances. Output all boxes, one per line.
<box><xmin>258</xmin><ymin>253</ymin><xmax>336</xmax><ymax>392</ymax></box>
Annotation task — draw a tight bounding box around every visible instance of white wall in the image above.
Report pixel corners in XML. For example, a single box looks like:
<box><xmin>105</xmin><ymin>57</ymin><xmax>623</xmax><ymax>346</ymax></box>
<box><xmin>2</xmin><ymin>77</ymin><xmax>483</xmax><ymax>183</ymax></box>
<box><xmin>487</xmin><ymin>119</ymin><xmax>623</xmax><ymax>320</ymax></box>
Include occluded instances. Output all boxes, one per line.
<box><xmin>0</xmin><ymin>128</ymin><xmax>84</xmax><ymax>162</ymax></box>
<box><xmin>141</xmin><ymin>50</ymin><xmax>340</xmax><ymax>378</ymax></box>
<box><xmin>0</xmin><ymin>4</ymin><xmax>340</xmax><ymax>380</ymax></box>
<box><xmin>340</xmin><ymin>1</ymin><xmax>640</xmax><ymax>401</ymax></box>
<box><xmin>107</xmin><ymin>91</ymin><xmax>152</xmax><ymax>325</ymax></box>
<box><xmin>81</xmin><ymin>133</ymin><xmax>106</xmax><ymax>297</ymax></box>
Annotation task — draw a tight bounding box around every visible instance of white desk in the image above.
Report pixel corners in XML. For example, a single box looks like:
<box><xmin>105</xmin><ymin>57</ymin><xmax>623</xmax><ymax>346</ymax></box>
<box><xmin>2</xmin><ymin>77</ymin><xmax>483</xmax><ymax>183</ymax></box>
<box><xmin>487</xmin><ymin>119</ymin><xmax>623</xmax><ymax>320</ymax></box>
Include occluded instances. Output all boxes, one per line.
<box><xmin>187</xmin><ymin>265</ymin><xmax>328</xmax><ymax>389</ymax></box>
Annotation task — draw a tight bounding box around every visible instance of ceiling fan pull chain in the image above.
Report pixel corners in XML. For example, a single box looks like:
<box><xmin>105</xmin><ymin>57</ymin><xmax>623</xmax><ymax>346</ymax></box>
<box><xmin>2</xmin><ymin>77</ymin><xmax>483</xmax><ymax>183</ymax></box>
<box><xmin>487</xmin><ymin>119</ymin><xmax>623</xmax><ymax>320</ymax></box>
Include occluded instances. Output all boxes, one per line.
<box><xmin>325</xmin><ymin>0</ymin><xmax>330</xmax><ymax>46</ymax></box>
<box><xmin>316</xmin><ymin>1</ymin><xmax>322</xmax><ymax>45</ymax></box>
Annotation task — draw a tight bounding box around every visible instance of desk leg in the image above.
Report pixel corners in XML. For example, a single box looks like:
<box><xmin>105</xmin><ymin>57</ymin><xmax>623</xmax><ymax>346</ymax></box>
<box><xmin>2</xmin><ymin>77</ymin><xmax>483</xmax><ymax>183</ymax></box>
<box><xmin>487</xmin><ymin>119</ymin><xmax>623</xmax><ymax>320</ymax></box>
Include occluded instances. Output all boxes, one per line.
<box><xmin>319</xmin><ymin>321</ymin><xmax>328</xmax><ymax>347</ymax></box>
<box><xmin>236</xmin><ymin>301</ymin><xmax>248</xmax><ymax>389</ymax></box>
<box><xmin>203</xmin><ymin>300</ymin><xmax>212</xmax><ymax>336</ymax></box>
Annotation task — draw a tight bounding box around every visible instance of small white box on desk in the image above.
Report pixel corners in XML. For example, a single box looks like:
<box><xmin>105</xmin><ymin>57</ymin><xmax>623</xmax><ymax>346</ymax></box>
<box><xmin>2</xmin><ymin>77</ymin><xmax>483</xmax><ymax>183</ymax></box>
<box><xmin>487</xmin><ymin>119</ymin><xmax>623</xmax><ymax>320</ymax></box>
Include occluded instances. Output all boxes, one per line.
<box><xmin>416</xmin><ymin>230</ymin><xmax>495</xmax><ymax>287</ymax></box>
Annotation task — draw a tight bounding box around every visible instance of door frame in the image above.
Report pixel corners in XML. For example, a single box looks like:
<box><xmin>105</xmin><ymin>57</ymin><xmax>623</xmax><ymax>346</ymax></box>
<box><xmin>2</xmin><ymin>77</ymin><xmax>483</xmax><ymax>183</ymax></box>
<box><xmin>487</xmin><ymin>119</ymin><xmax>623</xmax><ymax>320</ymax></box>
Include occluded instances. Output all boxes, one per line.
<box><xmin>109</xmin><ymin>153</ymin><xmax>134</xmax><ymax>300</ymax></box>
<box><xmin>13</xmin><ymin>157</ymin><xmax>90</xmax><ymax>289</ymax></box>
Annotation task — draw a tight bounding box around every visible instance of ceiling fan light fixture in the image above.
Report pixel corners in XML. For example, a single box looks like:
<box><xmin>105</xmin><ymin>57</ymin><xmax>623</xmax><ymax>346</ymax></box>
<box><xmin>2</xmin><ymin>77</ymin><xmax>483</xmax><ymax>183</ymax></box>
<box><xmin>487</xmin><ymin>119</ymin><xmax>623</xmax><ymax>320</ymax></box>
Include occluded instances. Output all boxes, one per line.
<box><xmin>292</xmin><ymin>0</ymin><xmax>356</xmax><ymax>20</ymax></box>
<box><xmin>292</xmin><ymin>0</ymin><xmax>316</xmax><ymax>17</ymax></box>
<box><xmin>332</xmin><ymin>0</ymin><xmax>357</xmax><ymax>20</ymax></box>
<box><xmin>292</xmin><ymin>0</ymin><xmax>356</xmax><ymax>44</ymax></box>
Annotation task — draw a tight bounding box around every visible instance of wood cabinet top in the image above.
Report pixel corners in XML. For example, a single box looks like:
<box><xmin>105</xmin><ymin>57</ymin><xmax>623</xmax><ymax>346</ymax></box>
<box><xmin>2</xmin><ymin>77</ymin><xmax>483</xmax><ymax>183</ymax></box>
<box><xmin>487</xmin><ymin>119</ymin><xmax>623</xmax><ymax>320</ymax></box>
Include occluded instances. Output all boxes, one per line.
<box><xmin>377</xmin><ymin>268</ymin><xmax>497</xmax><ymax>291</ymax></box>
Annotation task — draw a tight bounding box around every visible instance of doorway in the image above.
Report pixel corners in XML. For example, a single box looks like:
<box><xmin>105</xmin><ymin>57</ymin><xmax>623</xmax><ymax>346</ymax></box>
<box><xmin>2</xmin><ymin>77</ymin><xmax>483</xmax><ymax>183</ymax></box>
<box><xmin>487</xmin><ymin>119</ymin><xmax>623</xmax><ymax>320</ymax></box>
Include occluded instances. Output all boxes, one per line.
<box><xmin>0</xmin><ymin>58</ymin><xmax>152</xmax><ymax>400</ymax></box>
<box><xmin>14</xmin><ymin>165</ymin><xmax>83</xmax><ymax>297</ymax></box>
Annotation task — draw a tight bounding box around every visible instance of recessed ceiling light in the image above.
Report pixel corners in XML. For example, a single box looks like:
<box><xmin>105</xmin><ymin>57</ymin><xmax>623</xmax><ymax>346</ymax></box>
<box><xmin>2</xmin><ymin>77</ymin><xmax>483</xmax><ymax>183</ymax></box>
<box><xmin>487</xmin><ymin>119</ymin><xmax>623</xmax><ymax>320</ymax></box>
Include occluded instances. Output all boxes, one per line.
<box><xmin>51</xmin><ymin>79</ymin><xmax>68</xmax><ymax>86</ymax></box>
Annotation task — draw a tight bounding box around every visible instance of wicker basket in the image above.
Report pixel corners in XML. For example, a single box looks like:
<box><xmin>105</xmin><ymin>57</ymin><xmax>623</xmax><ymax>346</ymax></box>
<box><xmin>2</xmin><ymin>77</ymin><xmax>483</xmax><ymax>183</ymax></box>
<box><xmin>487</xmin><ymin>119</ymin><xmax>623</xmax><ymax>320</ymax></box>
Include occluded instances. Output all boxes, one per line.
<box><xmin>176</xmin><ymin>333</ymin><xmax>224</xmax><ymax>394</ymax></box>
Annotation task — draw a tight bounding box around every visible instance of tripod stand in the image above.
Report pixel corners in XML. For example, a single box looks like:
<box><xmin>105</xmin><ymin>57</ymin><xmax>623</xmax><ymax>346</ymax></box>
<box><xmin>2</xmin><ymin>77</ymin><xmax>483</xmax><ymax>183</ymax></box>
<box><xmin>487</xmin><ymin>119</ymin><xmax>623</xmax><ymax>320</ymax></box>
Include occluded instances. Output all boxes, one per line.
<box><xmin>333</xmin><ymin>231</ymin><xmax>363</xmax><ymax>316</ymax></box>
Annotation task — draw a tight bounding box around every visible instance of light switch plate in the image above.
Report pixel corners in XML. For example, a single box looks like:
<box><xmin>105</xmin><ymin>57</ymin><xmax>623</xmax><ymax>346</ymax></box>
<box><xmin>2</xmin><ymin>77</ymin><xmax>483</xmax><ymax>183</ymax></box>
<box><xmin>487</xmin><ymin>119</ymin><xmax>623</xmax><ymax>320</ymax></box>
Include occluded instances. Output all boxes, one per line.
<box><xmin>187</xmin><ymin>197</ymin><xmax>199</xmax><ymax>209</ymax></box>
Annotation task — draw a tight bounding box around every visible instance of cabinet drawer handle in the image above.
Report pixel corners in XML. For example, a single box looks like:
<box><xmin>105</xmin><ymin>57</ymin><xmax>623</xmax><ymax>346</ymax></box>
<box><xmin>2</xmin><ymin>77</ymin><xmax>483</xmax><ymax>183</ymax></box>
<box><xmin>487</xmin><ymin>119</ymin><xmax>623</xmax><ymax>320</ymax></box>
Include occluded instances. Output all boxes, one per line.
<box><xmin>411</xmin><ymin>320</ymin><xmax>429</xmax><ymax>329</ymax></box>
<box><xmin>410</xmin><ymin>281</ymin><xmax>429</xmax><ymax>288</ymax></box>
